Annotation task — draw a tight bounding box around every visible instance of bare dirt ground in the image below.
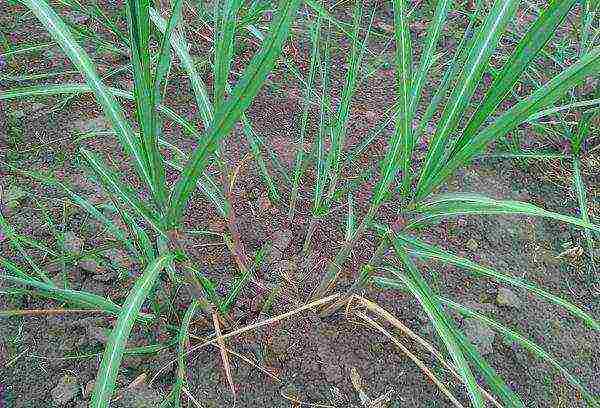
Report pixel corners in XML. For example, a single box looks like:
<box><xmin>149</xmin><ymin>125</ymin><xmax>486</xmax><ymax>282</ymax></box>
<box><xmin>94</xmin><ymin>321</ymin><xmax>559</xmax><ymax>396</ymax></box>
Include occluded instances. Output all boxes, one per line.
<box><xmin>1</xmin><ymin>1</ymin><xmax>599</xmax><ymax>407</ymax></box>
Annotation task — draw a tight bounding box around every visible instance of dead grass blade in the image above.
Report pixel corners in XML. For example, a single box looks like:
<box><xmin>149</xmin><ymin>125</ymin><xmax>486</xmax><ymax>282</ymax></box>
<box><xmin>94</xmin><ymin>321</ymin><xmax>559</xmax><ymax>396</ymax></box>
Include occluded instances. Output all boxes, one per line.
<box><xmin>150</xmin><ymin>294</ymin><xmax>339</xmax><ymax>383</ymax></box>
<box><xmin>181</xmin><ymin>386</ymin><xmax>205</xmax><ymax>407</ymax></box>
<box><xmin>212</xmin><ymin>312</ymin><xmax>236</xmax><ymax>403</ymax></box>
<box><xmin>354</xmin><ymin>311</ymin><xmax>464</xmax><ymax>408</ymax></box>
<box><xmin>354</xmin><ymin>296</ymin><xmax>502</xmax><ymax>408</ymax></box>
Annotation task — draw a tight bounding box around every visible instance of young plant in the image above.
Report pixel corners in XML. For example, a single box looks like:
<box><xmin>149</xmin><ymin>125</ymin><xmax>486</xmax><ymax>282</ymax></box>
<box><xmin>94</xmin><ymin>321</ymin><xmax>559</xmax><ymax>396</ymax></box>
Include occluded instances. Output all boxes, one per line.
<box><xmin>1</xmin><ymin>0</ymin><xmax>599</xmax><ymax>406</ymax></box>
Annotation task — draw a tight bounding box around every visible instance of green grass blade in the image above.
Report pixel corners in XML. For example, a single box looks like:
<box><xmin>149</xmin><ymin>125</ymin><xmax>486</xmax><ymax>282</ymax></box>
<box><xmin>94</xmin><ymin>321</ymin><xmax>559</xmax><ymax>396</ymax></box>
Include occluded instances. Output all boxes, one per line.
<box><xmin>343</xmin><ymin>101</ymin><xmax>399</xmax><ymax>166</ymax></box>
<box><xmin>167</xmin><ymin>0</ymin><xmax>302</xmax><ymax>226</ymax></box>
<box><xmin>5</xmin><ymin>165</ymin><xmax>140</xmax><ymax>258</ymax></box>
<box><xmin>154</xmin><ymin>0</ymin><xmax>184</xmax><ymax>102</ymax></box>
<box><xmin>240</xmin><ymin>114</ymin><xmax>280</xmax><ymax>203</ymax></box>
<box><xmin>374</xmin><ymin>274</ymin><xmax>523</xmax><ymax>408</ymax></box>
<box><xmin>345</xmin><ymin>193</ymin><xmax>356</xmax><ymax>241</ymax></box>
<box><xmin>580</xmin><ymin>0</ymin><xmax>596</xmax><ymax>55</ymax></box>
<box><xmin>428</xmin><ymin>48</ymin><xmax>600</xmax><ymax>196</ymax></box>
<box><xmin>324</xmin><ymin>0</ymin><xmax>369</xmax><ymax>203</ymax></box>
<box><xmin>171</xmin><ymin>299</ymin><xmax>199</xmax><ymax>406</ymax></box>
<box><xmin>80</xmin><ymin>148</ymin><xmax>166</xmax><ymax>236</ymax></box>
<box><xmin>375</xmin><ymin>271</ymin><xmax>597</xmax><ymax>405</ymax></box>
<box><xmin>372</xmin><ymin>0</ymin><xmax>413</xmax><ymax>205</ymax></box>
<box><xmin>0</xmin><ymin>259</ymin><xmax>153</xmax><ymax>323</ymax></box>
<box><xmin>214</xmin><ymin>0</ymin><xmax>244</xmax><ymax>110</ymax></box>
<box><xmin>90</xmin><ymin>254</ymin><xmax>173</xmax><ymax>408</ymax></box>
<box><xmin>20</xmin><ymin>0</ymin><xmax>154</xmax><ymax>193</ymax></box>
<box><xmin>165</xmin><ymin>155</ymin><xmax>230</xmax><ymax>219</ymax></box>
<box><xmin>117</xmin><ymin>209</ymin><xmax>156</xmax><ymax>265</ymax></box>
<box><xmin>394</xmin><ymin>233</ymin><xmax>600</xmax><ymax>331</ymax></box>
<box><xmin>409</xmin><ymin>0</ymin><xmax>453</xmax><ymax>115</ymax></box>
<box><xmin>573</xmin><ymin>159</ymin><xmax>596</xmax><ymax>273</ymax></box>
<box><xmin>125</xmin><ymin>0</ymin><xmax>167</xmax><ymax>209</ymax></box>
<box><xmin>289</xmin><ymin>16</ymin><xmax>322</xmax><ymax>219</ymax></box>
<box><xmin>570</xmin><ymin>85</ymin><xmax>599</xmax><ymax>155</ymax></box>
<box><xmin>412</xmin><ymin>192</ymin><xmax>600</xmax><ymax>234</ymax></box>
<box><xmin>479</xmin><ymin>151</ymin><xmax>570</xmax><ymax>160</ymax></box>
<box><xmin>313</xmin><ymin>23</ymin><xmax>332</xmax><ymax>215</ymax></box>
<box><xmin>413</xmin><ymin>2</ymin><xmax>485</xmax><ymax>145</ymax></box>
<box><xmin>451</xmin><ymin>0</ymin><xmax>577</xmax><ymax>157</ymax></box>
<box><xmin>415</xmin><ymin>0</ymin><xmax>521</xmax><ymax>199</ymax></box>
<box><xmin>150</xmin><ymin>7</ymin><xmax>213</xmax><ymax>130</ymax></box>
<box><xmin>389</xmin><ymin>246</ymin><xmax>487</xmax><ymax>408</ymax></box>
<box><xmin>0</xmin><ymin>83</ymin><xmax>232</xmax><ymax>220</ymax></box>
<box><xmin>442</xmin><ymin>298</ymin><xmax>599</xmax><ymax>405</ymax></box>
<box><xmin>0</xmin><ymin>213</ymin><xmax>52</xmax><ymax>284</ymax></box>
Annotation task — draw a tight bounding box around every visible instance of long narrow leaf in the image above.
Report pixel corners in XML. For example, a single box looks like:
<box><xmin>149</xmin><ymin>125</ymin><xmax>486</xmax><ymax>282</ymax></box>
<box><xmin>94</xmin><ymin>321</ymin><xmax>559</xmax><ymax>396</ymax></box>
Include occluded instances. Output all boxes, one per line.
<box><xmin>415</xmin><ymin>0</ymin><xmax>521</xmax><ymax>199</ymax></box>
<box><xmin>428</xmin><ymin>48</ymin><xmax>600</xmax><ymax>196</ymax></box>
<box><xmin>372</xmin><ymin>0</ymin><xmax>413</xmax><ymax>204</ymax></box>
<box><xmin>90</xmin><ymin>254</ymin><xmax>173</xmax><ymax>408</ymax></box>
<box><xmin>214</xmin><ymin>0</ymin><xmax>244</xmax><ymax>110</ymax></box>
<box><xmin>389</xmin><ymin>246</ymin><xmax>487</xmax><ymax>408</ymax></box>
<box><xmin>150</xmin><ymin>7</ymin><xmax>213</xmax><ymax>129</ymax></box>
<box><xmin>573</xmin><ymin>160</ymin><xmax>596</xmax><ymax>272</ymax></box>
<box><xmin>20</xmin><ymin>0</ymin><xmax>153</xmax><ymax>193</ymax></box>
<box><xmin>289</xmin><ymin>15</ymin><xmax>322</xmax><ymax>219</ymax></box>
<box><xmin>125</xmin><ymin>0</ymin><xmax>167</xmax><ymax>209</ymax></box>
<box><xmin>452</xmin><ymin>0</ymin><xmax>577</xmax><ymax>156</ymax></box>
<box><xmin>443</xmin><ymin>298</ymin><xmax>598</xmax><ymax>405</ymax></box>
<box><xmin>324</xmin><ymin>0</ymin><xmax>369</xmax><ymax>204</ymax></box>
<box><xmin>409</xmin><ymin>0</ymin><xmax>453</xmax><ymax>114</ymax></box>
<box><xmin>393</xmin><ymin>233</ymin><xmax>600</xmax><ymax>331</ymax></box>
<box><xmin>411</xmin><ymin>193</ymin><xmax>600</xmax><ymax>234</ymax></box>
<box><xmin>167</xmin><ymin>0</ymin><xmax>302</xmax><ymax>225</ymax></box>
<box><xmin>80</xmin><ymin>148</ymin><xmax>166</xmax><ymax>236</ymax></box>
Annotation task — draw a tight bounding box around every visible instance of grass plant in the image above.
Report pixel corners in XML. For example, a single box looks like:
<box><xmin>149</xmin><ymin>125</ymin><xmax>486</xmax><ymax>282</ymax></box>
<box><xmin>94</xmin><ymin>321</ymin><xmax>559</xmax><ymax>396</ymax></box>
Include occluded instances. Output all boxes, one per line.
<box><xmin>0</xmin><ymin>0</ymin><xmax>599</xmax><ymax>406</ymax></box>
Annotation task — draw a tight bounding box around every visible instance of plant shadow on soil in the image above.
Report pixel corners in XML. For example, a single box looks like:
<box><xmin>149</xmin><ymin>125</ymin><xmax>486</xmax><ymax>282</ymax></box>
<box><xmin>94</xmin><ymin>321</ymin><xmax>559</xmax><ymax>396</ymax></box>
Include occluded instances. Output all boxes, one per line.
<box><xmin>1</xmin><ymin>0</ymin><xmax>599</xmax><ymax>407</ymax></box>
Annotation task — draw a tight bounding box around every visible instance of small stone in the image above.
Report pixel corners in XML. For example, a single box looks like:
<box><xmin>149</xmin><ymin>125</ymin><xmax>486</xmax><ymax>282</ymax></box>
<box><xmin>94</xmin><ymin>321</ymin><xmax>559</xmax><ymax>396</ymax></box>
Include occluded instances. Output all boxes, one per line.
<box><xmin>116</xmin><ymin>383</ymin><xmax>161</xmax><ymax>408</ymax></box>
<box><xmin>28</xmin><ymin>102</ymin><xmax>45</xmax><ymax>113</ymax></box>
<box><xmin>501</xmin><ymin>334</ymin><xmax>518</xmax><ymax>351</ymax></box>
<box><xmin>83</xmin><ymin>380</ymin><xmax>95</xmax><ymax>398</ymax></box>
<box><xmin>281</xmin><ymin>383</ymin><xmax>300</xmax><ymax>400</ymax></box>
<box><xmin>72</xmin><ymin>318</ymin><xmax>110</xmax><ymax>345</ymax></box>
<box><xmin>257</xmin><ymin>194</ymin><xmax>272</xmax><ymax>212</ymax></box>
<box><xmin>122</xmin><ymin>355</ymin><xmax>143</xmax><ymax>369</ymax></box>
<box><xmin>63</xmin><ymin>231</ymin><xmax>84</xmax><ymax>254</ymax></box>
<box><xmin>119</xmin><ymin>79</ymin><xmax>134</xmax><ymax>91</ymax></box>
<box><xmin>269</xmin><ymin>333</ymin><xmax>291</xmax><ymax>357</ymax></box>
<box><xmin>463</xmin><ymin>318</ymin><xmax>495</xmax><ymax>355</ymax></box>
<box><xmin>78</xmin><ymin>259</ymin><xmax>101</xmax><ymax>274</ymax></box>
<box><xmin>87</xmin><ymin>324</ymin><xmax>110</xmax><ymax>345</ymax></box>
<box><xmin>496</xmin><ymin>288</ymin><xmax>521</xmax><ymax>308</ymax></box>
<box><xmin>72</xmin><ymin>116</ymin><xmax>111</xmax><ymax>134</ymax></box>
<box><xmin>51</xmin><ymin>374</ymin><xmax>78</xmax><ymax>405</ymax></box>
<box><xmin>376</xmin><ymin>22</ymin><xmax>394</xmax><ymax>33</ymax></box>
<box><xmin>59</xmin><ymin>336</ymin><xmax>80</xmax><ymax>352</ymax></box>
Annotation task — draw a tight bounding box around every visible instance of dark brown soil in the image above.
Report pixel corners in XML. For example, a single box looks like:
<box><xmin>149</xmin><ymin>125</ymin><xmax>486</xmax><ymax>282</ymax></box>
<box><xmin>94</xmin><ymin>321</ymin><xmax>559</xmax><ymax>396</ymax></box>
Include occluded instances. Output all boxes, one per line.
<box><xmin>1</xmin><ymin>1</ymin><xmax>599</xmax><ymax>407</ymax></box>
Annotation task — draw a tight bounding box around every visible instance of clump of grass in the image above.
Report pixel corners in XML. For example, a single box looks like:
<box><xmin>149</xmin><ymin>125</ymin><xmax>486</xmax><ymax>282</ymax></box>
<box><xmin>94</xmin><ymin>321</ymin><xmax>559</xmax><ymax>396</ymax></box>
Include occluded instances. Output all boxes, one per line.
<box><xmin>1</xmin><ymin>0</ymin><xmax>599</xmax><ymax>406</ymax></box>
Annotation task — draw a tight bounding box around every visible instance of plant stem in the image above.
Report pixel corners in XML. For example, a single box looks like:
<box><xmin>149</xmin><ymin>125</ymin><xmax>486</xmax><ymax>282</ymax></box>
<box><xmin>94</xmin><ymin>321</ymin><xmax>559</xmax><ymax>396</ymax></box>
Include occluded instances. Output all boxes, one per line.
<box><xmin>319</xmin><ymin>235</ymin><xmax>390</xmax><ymax>317</ymax></box>
<box><xmin>302</xmin><ymin>216</ymin><xmax>319</xmax><ymax>254</ymax></box>
<box><xmin>311</xmin><ymin>207</ymin><xmax>376</xmax><ymax>299</ymax></box>
<box><xmin>167</xmin><ymin>230</ymin><xmax>214</xmax><ymax>316</ymax></box>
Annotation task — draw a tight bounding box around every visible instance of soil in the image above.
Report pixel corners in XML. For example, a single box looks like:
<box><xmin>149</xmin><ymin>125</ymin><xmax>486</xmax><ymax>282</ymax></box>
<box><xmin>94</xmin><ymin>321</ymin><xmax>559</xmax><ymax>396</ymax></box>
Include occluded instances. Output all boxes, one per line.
<box><xmin>1</xmin><ymin>1</ymin><xmax>599</xmax><ymax>407</ymax></box>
